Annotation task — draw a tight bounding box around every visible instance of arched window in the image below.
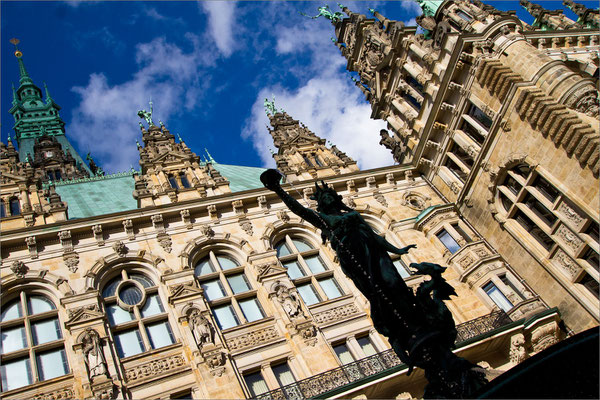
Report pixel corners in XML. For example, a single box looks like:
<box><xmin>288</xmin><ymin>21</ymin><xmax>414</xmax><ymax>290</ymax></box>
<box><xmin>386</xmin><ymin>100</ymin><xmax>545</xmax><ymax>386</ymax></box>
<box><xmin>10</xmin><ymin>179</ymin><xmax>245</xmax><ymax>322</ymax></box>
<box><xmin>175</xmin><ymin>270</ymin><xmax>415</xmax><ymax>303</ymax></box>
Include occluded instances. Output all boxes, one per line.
<box><xmin>497</xmin><ymin>163</ymin><xmax>599</xmax><ymax>296</ymax></box>
<box><xmin>1</xmin><ymin>294</ymin><xmax>69</xmax><ymax>392</ymax></box>
<box><xmin>179</xmin><ymin>173</ymin><xmax>191</xmax><ymax>189</ymax></box>
<box><xmin>9</xmin><ymin>197</ymin><xmax>20</xmax><ymax>216</ymax></box>
<box><xmin>102</xmin><ymin>271</ymin><xmax>174</xmax><ymax>358</ymax></box>
<box><xmin>168</xmin><ymin>174</ymin><xmax>179</xmax><ymax>189</ymax></box>
<box><xmin>276</xmin><ymin>235</ymin><xmax>343</xmax><ymax>306</ymax></box>
<box><xmin>0</xmin><ymin>200</ymin><xmax>5</xmax><ymax>218</ymax></box>
<box><xmin>194</xmin><ymin>252</ymin><xmax>265</xmax><ymax>330</ymax></box>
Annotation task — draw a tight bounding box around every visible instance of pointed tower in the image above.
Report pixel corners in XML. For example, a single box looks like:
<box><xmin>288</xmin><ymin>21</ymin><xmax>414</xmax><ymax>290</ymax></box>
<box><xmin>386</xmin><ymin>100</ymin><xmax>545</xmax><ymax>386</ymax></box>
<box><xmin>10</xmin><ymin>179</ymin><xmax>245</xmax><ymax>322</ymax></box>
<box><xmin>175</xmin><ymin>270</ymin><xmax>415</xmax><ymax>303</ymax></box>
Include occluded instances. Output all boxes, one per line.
<box><xmin>520</xmin><ymin>0</ymin><xmax>578</xmax><ymax>30</ymax></box>
<box><xmin>8</xmin><ymin>40</ymin><xmax>91</xmax><ymax>181</ymax></box>
<box><xmin>133</xmin><ymin>105</ymin><xmax>231</xmax><ymax>207</ymax></box>
<box><xmin>265</xmin><ymin>99</ymin><xmax>358</xmax><ymax>182</ymax></box>
<box><xmin>563</xmin><ymin>0</ymin><xmax>600</xmax><ymax>28</ymax></box>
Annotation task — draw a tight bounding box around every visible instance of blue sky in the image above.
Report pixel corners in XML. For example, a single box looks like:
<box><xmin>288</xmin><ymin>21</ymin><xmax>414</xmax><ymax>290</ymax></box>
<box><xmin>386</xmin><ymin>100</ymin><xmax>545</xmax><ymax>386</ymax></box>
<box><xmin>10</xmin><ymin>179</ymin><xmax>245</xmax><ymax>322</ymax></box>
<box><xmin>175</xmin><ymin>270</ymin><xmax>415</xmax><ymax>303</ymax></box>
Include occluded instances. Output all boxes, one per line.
<box><xmin>1</xmin><ymin>1</ymin><xmax>595</xmax><ymax>173</ymax></box>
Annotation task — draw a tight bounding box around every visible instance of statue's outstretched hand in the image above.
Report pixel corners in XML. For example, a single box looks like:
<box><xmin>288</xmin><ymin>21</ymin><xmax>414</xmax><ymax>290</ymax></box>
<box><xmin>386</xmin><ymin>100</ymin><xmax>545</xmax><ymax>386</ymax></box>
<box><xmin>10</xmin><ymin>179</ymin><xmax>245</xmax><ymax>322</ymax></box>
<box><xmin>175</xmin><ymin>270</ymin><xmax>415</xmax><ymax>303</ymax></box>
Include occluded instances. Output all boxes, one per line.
<box><xmin>260</xmin><ymin>169</ymin><xmax>283</xmax><ymax>191</ymax></box>
<box><xmin>398</xmin><ymin>244</ymin><xmax>417</xmax><ymax>255</ymax></box>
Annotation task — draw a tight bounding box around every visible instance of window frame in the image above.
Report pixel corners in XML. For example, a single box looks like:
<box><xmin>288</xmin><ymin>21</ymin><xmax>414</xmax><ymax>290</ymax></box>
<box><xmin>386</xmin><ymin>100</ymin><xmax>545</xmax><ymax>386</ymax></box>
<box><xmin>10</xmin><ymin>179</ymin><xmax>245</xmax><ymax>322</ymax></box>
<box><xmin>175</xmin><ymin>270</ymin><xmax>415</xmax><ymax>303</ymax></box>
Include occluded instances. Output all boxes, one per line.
<box><xmin>275</xmin><ymin>234</ymin><xmax>344</xmax><ymax>306</ymax></box>
<box><xmin>1</xmin><ymin>292</ymin><xmax>70</xmax><ymax>392</ymax></box>
<box><xmin>101</xmin><ymin>270</ymin><xmax>175</xmax><ymax>359</ymax></box>
<box><xmin>194</xmin><ymin>251</ymin><xmax>265</xmax><ymax>330</ymax></box>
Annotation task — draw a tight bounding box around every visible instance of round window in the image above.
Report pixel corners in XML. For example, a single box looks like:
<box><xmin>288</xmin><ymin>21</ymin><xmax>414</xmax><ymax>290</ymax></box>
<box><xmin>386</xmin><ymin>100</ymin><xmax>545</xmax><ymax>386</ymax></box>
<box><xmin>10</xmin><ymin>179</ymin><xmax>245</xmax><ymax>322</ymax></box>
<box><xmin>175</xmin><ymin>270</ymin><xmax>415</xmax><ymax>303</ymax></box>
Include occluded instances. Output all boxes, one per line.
<box><xmin>118</xmin><ymin>283</ymin><xmax>143</xmax><ymax>306</ymax></box>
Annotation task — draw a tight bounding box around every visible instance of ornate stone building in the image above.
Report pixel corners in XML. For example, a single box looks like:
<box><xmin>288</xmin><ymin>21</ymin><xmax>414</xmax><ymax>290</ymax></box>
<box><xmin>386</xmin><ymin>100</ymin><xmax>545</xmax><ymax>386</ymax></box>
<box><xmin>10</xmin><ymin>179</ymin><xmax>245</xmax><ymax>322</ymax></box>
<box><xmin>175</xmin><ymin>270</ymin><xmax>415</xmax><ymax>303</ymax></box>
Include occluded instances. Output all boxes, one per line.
<box><xmin>1</xmin><ymin>1</ymin><xmax>597</xmax><ymax>399</ymax></box>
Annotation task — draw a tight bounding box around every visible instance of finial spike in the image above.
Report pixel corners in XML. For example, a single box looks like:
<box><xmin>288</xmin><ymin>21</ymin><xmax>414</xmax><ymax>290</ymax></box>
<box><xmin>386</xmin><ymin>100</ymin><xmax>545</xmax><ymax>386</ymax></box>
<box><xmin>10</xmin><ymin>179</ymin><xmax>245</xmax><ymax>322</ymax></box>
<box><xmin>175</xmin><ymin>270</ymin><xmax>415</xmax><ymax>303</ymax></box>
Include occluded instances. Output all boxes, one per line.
<box><xmin>204</xmin><ymin>148</ymin><xmax>215</xmax><ymax>163</ymax></box>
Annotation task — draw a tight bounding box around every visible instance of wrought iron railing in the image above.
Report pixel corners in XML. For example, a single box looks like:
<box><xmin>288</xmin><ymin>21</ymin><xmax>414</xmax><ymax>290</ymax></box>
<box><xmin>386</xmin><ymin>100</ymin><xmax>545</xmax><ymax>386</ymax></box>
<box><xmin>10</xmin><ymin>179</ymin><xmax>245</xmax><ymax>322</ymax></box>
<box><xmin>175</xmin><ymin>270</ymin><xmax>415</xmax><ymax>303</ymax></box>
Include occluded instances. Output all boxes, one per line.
<box><xmin>255</xmin><ymin>349</ymin><xmax>402</xmax><ymax>400</ymax></box>
<box><xmin>254</xmin><ymin>310</ymin><xmax>513</xmax><ymax>400</ymax></box>
<box><xmin>454</xmin><ymin>310</ymin><xmax>512</xmax><ymax>343</ymax></box>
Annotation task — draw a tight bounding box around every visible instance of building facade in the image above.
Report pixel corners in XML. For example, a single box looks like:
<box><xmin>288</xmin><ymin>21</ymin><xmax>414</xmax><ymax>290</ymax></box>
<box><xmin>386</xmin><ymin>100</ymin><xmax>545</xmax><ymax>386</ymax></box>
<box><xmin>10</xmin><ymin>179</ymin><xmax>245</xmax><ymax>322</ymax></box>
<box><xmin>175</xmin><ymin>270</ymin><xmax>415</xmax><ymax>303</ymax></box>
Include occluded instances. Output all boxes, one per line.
<box><xmin>1</xmin><ymin>1</ymin><xmax>598</xmax><ymax>399</ymax></box>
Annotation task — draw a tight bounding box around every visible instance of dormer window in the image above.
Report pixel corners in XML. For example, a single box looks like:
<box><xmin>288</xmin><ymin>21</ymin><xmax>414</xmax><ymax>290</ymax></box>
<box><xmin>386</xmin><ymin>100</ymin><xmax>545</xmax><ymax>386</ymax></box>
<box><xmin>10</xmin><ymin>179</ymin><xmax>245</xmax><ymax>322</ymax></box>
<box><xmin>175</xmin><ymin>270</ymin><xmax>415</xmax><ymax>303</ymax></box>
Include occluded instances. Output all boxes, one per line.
<box><xmin>179</xmin><ymin>173</ymin><xmax>191</xmax><ymax>189</ymax></box>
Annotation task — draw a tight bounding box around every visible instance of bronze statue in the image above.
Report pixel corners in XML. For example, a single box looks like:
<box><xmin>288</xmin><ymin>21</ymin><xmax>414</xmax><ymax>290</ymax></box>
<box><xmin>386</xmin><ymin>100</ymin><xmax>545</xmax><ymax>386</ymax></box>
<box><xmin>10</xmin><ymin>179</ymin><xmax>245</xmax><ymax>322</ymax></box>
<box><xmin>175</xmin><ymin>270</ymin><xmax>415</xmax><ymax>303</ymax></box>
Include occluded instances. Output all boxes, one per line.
<box><xmin>260</xmin><ymin>169</ymin><xmax>487</xmax><ymax>398</ymax></box>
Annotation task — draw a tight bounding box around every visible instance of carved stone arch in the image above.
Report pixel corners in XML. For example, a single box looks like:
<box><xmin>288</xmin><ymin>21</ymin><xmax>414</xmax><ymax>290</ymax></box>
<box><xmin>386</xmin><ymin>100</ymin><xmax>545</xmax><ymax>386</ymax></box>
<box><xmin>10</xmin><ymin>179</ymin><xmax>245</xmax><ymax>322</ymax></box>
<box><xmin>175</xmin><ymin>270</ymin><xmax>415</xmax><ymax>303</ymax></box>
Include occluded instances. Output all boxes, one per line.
<box><xmin>0</xmin><ymin>275</ymin><xmax>71</xmax><ymax>317</ymax></box>
<box><xmin>486</xmin><ymin>153</ymin><xmax>538</xmax><ymax>222</ymax></box>
<box><xmin>180</xmin><ymin>233</ymin><xmax>255</xmax><ymax>270</ymax></box>
<box><xmin>259</xmin><ymin>218</ymin><xmax>319</xmax><ymax>252</ymax></box>
<box><xmin>261</xmin><ymin>220</ymin><xmax>321</xmax><ymax>252</ymax></box>
<box><xmin>352</xmin><ymin>204</ymin><xmax>395</xmax><ymax>230</ymax></box>
<box><xmin>85</xmin><ymin>250</ymin><xmax>166</xmax><ymax>291</ymax></box>
<box><xmin>1</xmin><ymin>269</ymin><xmax>74</xmax><ymax>299</ymax></box>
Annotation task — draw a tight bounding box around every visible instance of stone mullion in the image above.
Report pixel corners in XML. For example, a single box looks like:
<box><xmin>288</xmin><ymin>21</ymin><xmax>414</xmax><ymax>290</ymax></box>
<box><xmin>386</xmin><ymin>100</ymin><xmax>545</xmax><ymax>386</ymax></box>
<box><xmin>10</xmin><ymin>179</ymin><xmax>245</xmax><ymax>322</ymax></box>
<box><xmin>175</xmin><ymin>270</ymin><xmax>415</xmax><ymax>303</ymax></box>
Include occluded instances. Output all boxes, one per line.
<box><xmin>345</xmin><ymin>335</ymin><xmax>365</xmax><ymax>360</ymax></box>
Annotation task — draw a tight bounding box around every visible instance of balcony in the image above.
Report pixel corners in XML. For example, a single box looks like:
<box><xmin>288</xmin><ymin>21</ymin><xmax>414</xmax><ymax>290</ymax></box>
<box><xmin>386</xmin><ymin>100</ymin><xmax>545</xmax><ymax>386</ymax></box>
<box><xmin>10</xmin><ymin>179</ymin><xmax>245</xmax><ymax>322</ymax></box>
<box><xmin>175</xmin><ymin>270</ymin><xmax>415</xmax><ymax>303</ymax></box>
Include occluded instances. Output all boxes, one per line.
<box><xmin>254</xmin><ymin>310</ymin><xmax>514</xmax><ymax>400</ymax></box>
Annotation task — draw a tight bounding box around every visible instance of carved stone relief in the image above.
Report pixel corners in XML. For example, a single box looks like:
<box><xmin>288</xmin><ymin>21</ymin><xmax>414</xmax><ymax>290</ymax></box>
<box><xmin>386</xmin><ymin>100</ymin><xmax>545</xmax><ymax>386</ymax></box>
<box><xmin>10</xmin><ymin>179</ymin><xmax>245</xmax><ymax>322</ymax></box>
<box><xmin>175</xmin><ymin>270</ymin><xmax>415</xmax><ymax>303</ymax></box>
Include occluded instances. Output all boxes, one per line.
<box><xmin>63</xmin><ymin>251</ymin><xmax>80</xmax><ymax>273</ymax></box>
<box><xmin>125</xmin><ymin>354</ymin><xmax>186</xmax><ymax>382</ymax></box>
<box><xmin>227</xmin><ymin>327</ymin><xmax>280</xmax><ymax>351</ymax></box>
<box><xmin>81</xmin><ymin>328</ymin><xmax>109</xmax><ymax>382</ymax></box>
<box><xmin>509</xmin><ymin>333</ymin><xmax>529</xmax><ymax>365</ymax></box>
<box><xmin>112</xmin><ymin>241</ymin><xmax>128</xmax><ymax>257</ymax></box>
<box><xmin>401</xmin><ymin>191</ymin><xmax>431</xmax><ymax>211</ymax></box>
<box><xmin>11</xmin><ymin>260</ymin><xmax>28</xmax><ymax>278</ymax></box>
<box><xmin>313</xmin><ymin>304</ymin><xmax>360</xmax><ymax>325</ymax></box>
<box><xmin>188</xmin><ymin>308</ymin><xmax>215</xmax><ymax>349</ymax></box>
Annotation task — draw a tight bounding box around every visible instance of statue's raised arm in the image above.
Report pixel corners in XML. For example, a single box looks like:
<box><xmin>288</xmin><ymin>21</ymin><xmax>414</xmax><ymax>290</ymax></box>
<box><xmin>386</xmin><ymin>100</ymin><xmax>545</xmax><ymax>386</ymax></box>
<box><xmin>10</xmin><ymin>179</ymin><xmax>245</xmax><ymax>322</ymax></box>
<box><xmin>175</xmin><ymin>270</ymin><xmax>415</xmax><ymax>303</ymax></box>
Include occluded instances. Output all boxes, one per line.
<box><xmin>260</xmin><ymin>169</ymin><xmax>328</xmax><ymax>232</ymax></box>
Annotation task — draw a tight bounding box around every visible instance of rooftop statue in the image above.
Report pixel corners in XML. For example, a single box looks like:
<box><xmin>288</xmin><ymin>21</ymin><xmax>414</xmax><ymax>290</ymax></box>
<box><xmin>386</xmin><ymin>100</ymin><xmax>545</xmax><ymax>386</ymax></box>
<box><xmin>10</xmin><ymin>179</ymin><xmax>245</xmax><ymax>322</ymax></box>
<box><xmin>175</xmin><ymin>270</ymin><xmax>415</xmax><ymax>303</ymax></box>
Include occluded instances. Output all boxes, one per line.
<box><xmin>300</xmin><ymin>4</ymin><xmax>344</xmax><ymax>22</ymax></box>
<box><xmin>137</xmin><ymin>100</ymin><xmax>155</xmax><ymax>127</ymax></box>
<box><xmin>260</xmin><ymin>169</ymin><xmax>487</xmax><ymax>398</ymax></box>
<box><xmin>264</xmin><ymin>95</ymin><xmax>284</xmax><ymax>116</ymax></box>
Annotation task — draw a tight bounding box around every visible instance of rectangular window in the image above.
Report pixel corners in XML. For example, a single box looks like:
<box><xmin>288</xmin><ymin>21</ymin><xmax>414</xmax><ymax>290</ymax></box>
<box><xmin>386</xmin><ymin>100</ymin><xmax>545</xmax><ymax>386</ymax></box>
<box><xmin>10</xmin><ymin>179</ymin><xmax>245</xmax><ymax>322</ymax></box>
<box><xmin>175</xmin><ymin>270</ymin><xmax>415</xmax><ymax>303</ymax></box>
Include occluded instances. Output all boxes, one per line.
<box><xmin>272</xmin><ymin>363</ymin><xmax>296</xmax><ymax>387</ymax></box>
<box><xmin>212</xmin><ymin>304</ymin><xmax>240</xmax><ymax>330</ymax></box>
<box><xmin>357</xmin><ymin>337</ymin><xmax>377</xmax><ymax>357</ymax></box>
<box><xmin>114</xmin><ymin>329</ymin><xmax>144</xmax><ymax>358</ymax></box>
<box><xmin>444</xmin><ymin>156</ymin><xmax>468</xmax><ymax>182</ymax></box>
<box><xmin>319</xmin><ymin>277</ymin><xmax>343</xmax><ymax>300</ymax></box>
<box><xmin>145</xmin><ymin>321</ymin><xmax>175</xmax><ymax>349</ymax></box>
<box><xmin>201</xmin><ymin>280</ymin><xmax>226</xmax><ymax>301</ymax></box>
<box><xmin>283</xmin><ymin>261</ymin><xmax>305</xmax><ymax>279</ymax></box>
<box><xmin>304</xmin><ymin>256</ymin><xmax>327</xmax><ymax>274</ymax></box>
<box><xmin>0</xmin><ymin>357</ymin><xmax>32</xmax><ymax>391</ymax></box>
<box><xmin>238</xmin><ymin>298</ymin><xmax>265</xmax><ymax>323</ymax></box>
<box><xmin>514</xmin><ymin>210</ymin><xmax>554</xmax><ymax>250</ymax></box>
<box><xmin>452</xmin><ymin>223</ymin><xmax>472</xmax><ymax>243</ymax></box>
<box><xmin>460</xmin><ymin>119</ymin><xmax>486</xmax><ymax>145</ymax></box>
<box><xmin>436</xmin><ymin>229</ymin><xmax>461</xmax><ymax>254</ymax></box>
<box><xmin>1</xmin><ymin>326</ymin><xmax>27</xmax><ymax>354</ymax></box>
<box><xmin>140</xmin><ymin>294</ymin><xmax>165</xmax><ymax>317</ymax></box>
<box><xmin>499</xmin><ymin>274</ymin><xmax>524</xmax><ymax>301</ymax></box>
<box><xmin>226</xmin><ymin>274</ymin><xmax>251</xmax><ymax>294</ymax></box>
<box><xmin>36</xmin><ymin>348</ymin><xmax>69</xmax><ymax>381</ymax></box>
<box><xmin>31</xmin><ymin>318</ymin><xmax>62</xmax><ymax>345</ymax></box>
<box><xmin>393</xmin><ymin>259</ymin><xmax>411</xmax><ymax>279</ymax></box>
<box><xmin>467</xmin><ymin>103</ymin><xmax>493</xmax><ymax>129</ymax></box>
<box><xmin>297</xmin><ymin>283</ymin><xmax>321</xmax><ymax>306</ymax></box>
<box><xmin>483</xmin><ymin>282</ymin><xmax>513</xmax><ymax>312</ymax></box>
<box><xmin>333</xmin><ymin>343</ymin><xmax>355</xmax><ymax>365</ymax></box>
<box><xmin>244</xmin><ymin>372</ymin><xmax>269</xmax><ymax>397</ymax></box>
<box><xmin>532</xmin><ymin>175</ymin><xmax>559</xmax><ymax>203</ymax></box>
<box><xmin>524</xmin><ymin>194</ymin><xmax>557</xmax><ymax>227</ymax></box>
<box><xmin>107</xmin><ymin>304</ymin><xmax>134</xmax><ymax>326</ymax></box>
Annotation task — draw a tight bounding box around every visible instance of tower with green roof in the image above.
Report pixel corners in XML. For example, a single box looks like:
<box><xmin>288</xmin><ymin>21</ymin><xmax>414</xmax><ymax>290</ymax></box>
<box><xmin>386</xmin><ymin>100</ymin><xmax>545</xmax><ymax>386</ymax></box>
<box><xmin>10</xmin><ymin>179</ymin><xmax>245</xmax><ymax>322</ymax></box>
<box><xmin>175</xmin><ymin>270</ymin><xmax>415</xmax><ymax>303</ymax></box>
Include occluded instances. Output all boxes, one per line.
<box><xmin>8</xmin><ymin>41</ymin><xmax>91</xmax><ymax>179</ymax></box>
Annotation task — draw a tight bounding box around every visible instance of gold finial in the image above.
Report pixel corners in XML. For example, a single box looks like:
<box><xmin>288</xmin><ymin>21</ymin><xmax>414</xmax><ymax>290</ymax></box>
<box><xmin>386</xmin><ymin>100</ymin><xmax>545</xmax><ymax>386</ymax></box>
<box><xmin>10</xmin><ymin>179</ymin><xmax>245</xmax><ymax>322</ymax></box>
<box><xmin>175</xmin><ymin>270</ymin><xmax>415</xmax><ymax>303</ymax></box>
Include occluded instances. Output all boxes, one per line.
<box><xmin>10</xmin><ymin>38</ymin><xmax>22</xmax><ymax>58</ymax></box>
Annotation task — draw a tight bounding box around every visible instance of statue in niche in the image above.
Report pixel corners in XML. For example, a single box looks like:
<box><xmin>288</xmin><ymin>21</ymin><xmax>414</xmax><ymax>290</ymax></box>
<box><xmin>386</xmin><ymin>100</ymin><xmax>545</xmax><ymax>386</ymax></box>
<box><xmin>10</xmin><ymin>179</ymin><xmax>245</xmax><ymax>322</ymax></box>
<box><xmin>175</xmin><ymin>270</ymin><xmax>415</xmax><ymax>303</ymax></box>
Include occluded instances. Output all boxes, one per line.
<box><xmin>275</xmin><ymin>283</ymin><xmax>304</xmax><ymax>319</ymax></box>
<box><xmin>379</xmin><ymin>129</ymin><xmax>404</xmax><ymax>163</ymax></box>
<box><xmin>260</xmin><ymin>169</ymin><xmax>487</xmax><ymax>398</ymax></box>
<box><xmin>81</xmin><ymin>328</ymin><xmax>108</xmax><ymax>381</ymax></box>
<box><xmin>189</xmin><ymin>309</ymin><xmax>214</xmax><ymax>348</ymax></box>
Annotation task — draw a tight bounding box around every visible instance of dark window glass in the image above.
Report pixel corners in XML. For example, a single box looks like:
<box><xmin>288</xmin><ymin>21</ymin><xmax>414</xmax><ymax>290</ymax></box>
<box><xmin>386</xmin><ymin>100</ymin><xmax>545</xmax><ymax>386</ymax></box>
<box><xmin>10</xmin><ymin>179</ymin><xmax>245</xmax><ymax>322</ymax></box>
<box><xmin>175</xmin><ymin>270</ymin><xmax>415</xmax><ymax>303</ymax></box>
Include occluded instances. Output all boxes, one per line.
<box><xmin>406</xmin><ymin>75</ymin><xmax>424</xmax><ymax>94</ymax></box>
<box><xmin>582</xmin><ymin>248</ymin><xmax>599</xmax><ymax>271</ymax></box>
<box><xmin>451</xmin><ymin>143</ymin><xmax>474</xmax><ymax>168</ymax></box>
<box><xmin>436</xmin><ymin>229</ymin><xmax>461</xmax><ymax>254</ymax></box>
<box><xmin>585</xmin><ymin>223</ymin><xmax>599</xmax><ymax>243</ymax></box>
<box><xmin>168</xmin><ymin>175</ymin><xmax>179</xmax><ymax>189</ymax></box>
<box><xmin>532</xmin><ymin>175</ymin><xmax>559</xmax><ymax>202</ymax></box>
<box><xmin>512</xmin><ymin>164</ymin><xmax>530</xmax><ymax>179</ymax></box>
<box><xmin>54</xmin><ymin>170</ymin><xmax>62</xmax><ymax>181</ymax></box>
<box><xmin>444</xmin><ymin>157</ymin><xmax>467</xmax><ymax>182</ymax></box>
<box><xmin>9</xmin><ymin>198</ymin><xmax>20</xmax><ymax>216</ymax></box>
<box><xmin>467</xmin><ymin>103</ymin><xmax>493</xmax><ymax>129</ymax></box>
<box><xmin>180</xmin><ymin>174</ymin><xmax>191</xmax><ymax>188</ymax></box>
<box><xmin>499</xmin><ymin>191</ymin><xmax>513</xmax><ymax>212</ymax></box>
<box><xmin>0</xmin><ymin>201</ymin><xmax>5</xmax><ymax>218</ymax></box>
<box><xmin>313</xmin><ymin>155</ymin><xmax>323</xmax><ymax>167</ymax></box>
<box><xmin>47</xmin><ymin>171</ymin><xmax>55</xmax><ymax>181</ymax></box>
<box><xmin>460</xmin><ymin>119</ymin><xmax>486</xmax><ymax>145</ymax></box>
<box><xmin>505</xmin><ymin>175</ymin><xmax>522</xmax><ymax>195</ymax></box>
<box><xmin>579</xmin><ymin>273</ymin><xmax>599</xmax><ymax>296</ymax></box>
<box><xmin>524</xmin><ymin>194</ymin><xmax>557</xmax><ymax>227</ymax></box>
<box><xmin>302</xmin><ymin>155</ymin><xmax>313</xmax><ymax>167</ymax></box>
<box><xmin>499</xmin><ymin>273</ymin><xmax>523</xmax><ymax>300</ymax></box>
<box><xmin>452</xmin><ymin>223</ymin><xmax>472</xmax><ymax>243</ymax></box>
<box><xmin>515</xmin><ymin>210</ymin><xmax>554</xmax><ymax>250</ymax></box>
<box><xmin>457</xmin><ymin>10</ymin><xmax>473</xmax><ymax>21</ymax></box>
<box><xmin>402</xmin><ymin>91</ymin><xmax>421</xmax><ymax>111</ymax></box>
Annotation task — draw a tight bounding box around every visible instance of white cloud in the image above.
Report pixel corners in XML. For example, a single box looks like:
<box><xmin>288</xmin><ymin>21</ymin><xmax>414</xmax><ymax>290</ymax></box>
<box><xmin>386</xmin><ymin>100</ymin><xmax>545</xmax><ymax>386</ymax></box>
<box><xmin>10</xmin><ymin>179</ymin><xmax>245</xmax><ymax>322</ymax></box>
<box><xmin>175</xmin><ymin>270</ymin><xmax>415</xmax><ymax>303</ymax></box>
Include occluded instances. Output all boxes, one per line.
<box><xmin>68</xmin><ymin>36</ymin><xmax>209</xmax><ymax>172</ymax></box>
<box><xmin>200</xmin><ymin>1</ymin><xmax>237</xmax><ymax>57</ymax></box>
<box><xmin>242</xmin><ymin>77</ymin><xmax>393</xmax><ymax>171</ymax></box>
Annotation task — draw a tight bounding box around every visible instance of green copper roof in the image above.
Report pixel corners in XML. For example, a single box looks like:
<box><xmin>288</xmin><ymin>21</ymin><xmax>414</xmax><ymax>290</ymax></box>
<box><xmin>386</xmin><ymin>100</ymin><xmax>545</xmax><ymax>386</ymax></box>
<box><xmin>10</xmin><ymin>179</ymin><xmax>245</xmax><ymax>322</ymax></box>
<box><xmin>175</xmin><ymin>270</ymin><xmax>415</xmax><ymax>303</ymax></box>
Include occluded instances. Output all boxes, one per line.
<box><xmin>213</xmin><ymin>163</ymin><xmax>267</xmax><ymax>192</ymax></box>
<box><xmin>55</xmin><ymin>173</ymin><xmax>137</xmax><ymax>219</ymax></box>
<box><xmin>416</xmin><ymin>0</ymin><xmax>445</xmax><ymax>17</ymax></box>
